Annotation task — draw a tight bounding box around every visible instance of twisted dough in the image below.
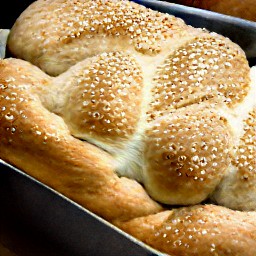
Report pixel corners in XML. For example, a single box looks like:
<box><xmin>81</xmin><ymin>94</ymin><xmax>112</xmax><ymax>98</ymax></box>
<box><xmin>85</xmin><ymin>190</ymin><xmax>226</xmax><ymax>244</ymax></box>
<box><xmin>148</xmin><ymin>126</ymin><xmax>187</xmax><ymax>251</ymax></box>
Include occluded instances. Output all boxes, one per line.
<box><xmin>0</xmin><ymin>58</ymin><xmax>162</xmax><ymax>222</ymax></box>
<box><xmin>116</xmin><ymin>204</ymin><xmax>256</xmax><ymax>256</ymax></box>
<box><xmin>1</xmin><ymin>0</ymin><xmax>256</xmax><ymax>255</ymax></box>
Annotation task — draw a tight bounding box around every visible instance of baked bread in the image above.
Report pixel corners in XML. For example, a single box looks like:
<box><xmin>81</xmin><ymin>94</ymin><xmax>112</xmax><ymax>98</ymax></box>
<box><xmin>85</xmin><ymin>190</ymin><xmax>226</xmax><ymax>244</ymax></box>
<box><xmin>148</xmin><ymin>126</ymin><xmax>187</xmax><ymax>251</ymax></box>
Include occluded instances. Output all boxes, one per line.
<box><xmin>1</xmin><ymin>0</ymin><xmax>256</xmax><ymax>255</ymax></box>
<box><xmin>173</xmin><ymin>0</ymin><xmax>256</xmax><ymax>21</ymax></box>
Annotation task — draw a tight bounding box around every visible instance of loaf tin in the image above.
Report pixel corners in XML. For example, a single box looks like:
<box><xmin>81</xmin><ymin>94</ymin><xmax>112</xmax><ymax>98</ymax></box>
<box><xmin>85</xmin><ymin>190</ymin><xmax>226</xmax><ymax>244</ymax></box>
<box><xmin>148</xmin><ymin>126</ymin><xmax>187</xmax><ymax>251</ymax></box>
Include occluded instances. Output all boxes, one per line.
<box><xmin>1</xmin><ymin>1</ymin><xmax>256</xmax><ymax>256</ymax></box>
<box><xmin>0</xmin><ymin>160</ymin><xmax>165</xmax><ymax>256</ymax></box>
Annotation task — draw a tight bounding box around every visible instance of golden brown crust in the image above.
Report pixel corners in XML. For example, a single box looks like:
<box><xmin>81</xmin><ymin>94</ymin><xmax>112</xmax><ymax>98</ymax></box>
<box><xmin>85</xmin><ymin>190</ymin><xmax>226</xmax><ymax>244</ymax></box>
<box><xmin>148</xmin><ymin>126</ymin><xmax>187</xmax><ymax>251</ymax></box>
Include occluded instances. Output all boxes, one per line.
<box><xmin>7</xmin><ymin>0</ymin><xmax>189</xmax><ymax>75</ymax></box>
<box><xmin>117</xmin><ymin>204</ymin><xmax>256</xmax><ymax>256</ymax></box>
<box><xmin>1</xmin><ymin>0</ymin><xmax>256</xmax><ymax>255</ymax></box>
<box><xmin>60</xmin><ymin>51</ymin><xmax>144</xmax><ymax>149</ymax></box>
<box><xmin>0</xmin><ymin>58</ymin><xmax>163</xmax><ymax>222</ymax></box>
<box><xmin>143</xmin><ymin>104</ymin><xmax>233</xmax><ymax>205</ymax></box>
<box><xmin>148</xmin><ymin>34</ymin><xmax>250</xmax><ymax>118</ymax></box>
<box><xmin>233</xmin><ymin>108</ymin><xmax>256</xmax><ymax>180</ymax></box>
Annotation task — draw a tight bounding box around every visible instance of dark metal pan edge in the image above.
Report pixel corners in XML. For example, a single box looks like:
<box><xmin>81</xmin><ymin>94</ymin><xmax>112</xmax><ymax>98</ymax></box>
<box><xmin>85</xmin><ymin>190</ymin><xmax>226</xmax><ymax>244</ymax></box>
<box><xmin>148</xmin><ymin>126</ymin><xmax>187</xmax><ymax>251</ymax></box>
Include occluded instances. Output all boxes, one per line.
<box><xmin>0</xmin><ymin>160</ymin><xmax>167</xmax><ymax>256</ymax></box>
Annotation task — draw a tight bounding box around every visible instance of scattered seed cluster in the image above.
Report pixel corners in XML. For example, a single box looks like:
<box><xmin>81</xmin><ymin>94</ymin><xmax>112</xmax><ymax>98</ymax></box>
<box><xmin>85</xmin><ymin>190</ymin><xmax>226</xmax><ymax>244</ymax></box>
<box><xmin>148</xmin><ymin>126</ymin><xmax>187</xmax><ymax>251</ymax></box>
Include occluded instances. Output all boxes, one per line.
<box><xmin>149</xmin><ymin>205</ymin><xmax>249</xmax><ymax>255</ymax></box>
<box><xmin>233</xmin><ymin>108</ymin><xmax>256</xmax><ymax>180</ymax></box>
<box><xmin>0</xmin><ymin>80</ymin><xmax>21</xmax><ymax>145</ymax></box>
<box><xmin>0</xmin><ymin>60</ymin><xmax>61</xmax><ymax>146</ymax></box>
<box><xmin>154</xmin><ymin>208</ymin><xmax>220</xmax><ymax>254</ymax></box>
<box><xmin>64</xmin><ymin>51</ymin><xmax>143</xmax><ymax>141</ymax></box>
<box><xmin>42</xmin><ymin>0</ymin><xmax>187</xmax><ymax>54</ymax></box>
<box><xmin>148</xmin><ymin>36</ymin><xmax>250</xmax><ymax>120</ymax></box>
<box><xmin>144</xmin><ymin>106</ymin><xmax>231</xmax><ymax>203</ymax></box>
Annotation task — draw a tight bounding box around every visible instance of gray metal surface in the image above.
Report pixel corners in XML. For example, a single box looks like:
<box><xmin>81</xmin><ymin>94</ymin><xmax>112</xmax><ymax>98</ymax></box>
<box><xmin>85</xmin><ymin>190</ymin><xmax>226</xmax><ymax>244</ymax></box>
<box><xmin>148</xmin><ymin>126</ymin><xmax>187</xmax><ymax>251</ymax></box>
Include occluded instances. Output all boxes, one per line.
<box><xmin>0</xmin><ymin>160</ymin><xmax>165</xmax><ymax>256</ymax></box>
<box><xmin>133</xmin><ymin>0</ymin><xmax>256</xmax><ymax>61</ymax></box>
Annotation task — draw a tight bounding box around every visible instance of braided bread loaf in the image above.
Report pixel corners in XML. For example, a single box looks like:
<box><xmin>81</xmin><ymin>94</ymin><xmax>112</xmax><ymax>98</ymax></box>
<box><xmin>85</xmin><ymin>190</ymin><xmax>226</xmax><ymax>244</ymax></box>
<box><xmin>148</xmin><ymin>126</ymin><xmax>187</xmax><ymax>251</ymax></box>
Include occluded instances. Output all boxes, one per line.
<box><xmin>1</xmin><ymin>0</ymin><xmax>256</xmax><ymax>255</ymax></box>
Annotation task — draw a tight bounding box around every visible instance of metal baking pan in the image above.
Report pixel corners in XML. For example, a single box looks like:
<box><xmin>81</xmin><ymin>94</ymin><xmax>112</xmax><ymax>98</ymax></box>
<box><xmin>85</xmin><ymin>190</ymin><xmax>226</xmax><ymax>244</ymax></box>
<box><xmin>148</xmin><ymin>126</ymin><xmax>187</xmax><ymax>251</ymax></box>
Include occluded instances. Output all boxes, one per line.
<box><xmin>1</xmin><ymin>1</ymin><xmax>256</xmax><ymax>255</ymax></box>
<box><xmin>0</xmin><ymin>160</ymin><xmax>164</xmax><ymax>256</ymax></box>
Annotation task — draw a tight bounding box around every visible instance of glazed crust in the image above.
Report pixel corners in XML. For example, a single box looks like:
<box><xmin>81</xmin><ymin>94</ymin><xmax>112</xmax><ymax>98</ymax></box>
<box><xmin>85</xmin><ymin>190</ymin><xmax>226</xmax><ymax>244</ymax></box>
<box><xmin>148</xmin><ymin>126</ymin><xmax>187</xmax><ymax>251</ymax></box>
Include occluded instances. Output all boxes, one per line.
<box><xmin>117</xmin><ymin>204</ymin><xmax>256</xmax><ymax>256</ymax></box>
<box><xmin>1</xmin><ymin>0</ymin><xmax>256</xmax><ymax>255</ymax></box>
<box><xmin>0</xmin><ymin>58</ymin><xmax>163</xmax><ymax>222</ymax></box>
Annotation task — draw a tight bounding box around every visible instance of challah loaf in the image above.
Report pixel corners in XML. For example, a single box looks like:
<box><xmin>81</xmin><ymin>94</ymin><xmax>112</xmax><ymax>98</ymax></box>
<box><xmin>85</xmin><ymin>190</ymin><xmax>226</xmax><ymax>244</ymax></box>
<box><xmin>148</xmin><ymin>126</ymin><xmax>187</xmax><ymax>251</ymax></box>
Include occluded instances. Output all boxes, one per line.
<box><xmin>1</xmin><ymin>0</ymin><xmax>256</xmax><ymax>255</ymax></box>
